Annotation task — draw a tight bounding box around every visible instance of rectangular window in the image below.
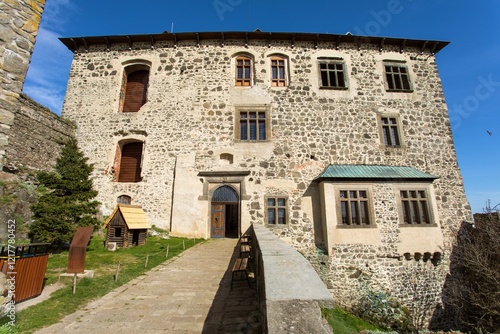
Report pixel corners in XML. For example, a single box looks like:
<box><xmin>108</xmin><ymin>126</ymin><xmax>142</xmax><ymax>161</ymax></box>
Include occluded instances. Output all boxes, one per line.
<box><xmin>236</xmin><ymin>57</ymin><xmax>252</xmax><ymax>86</ymax></box>
<box><xmin>319</xmin><ymin>60</ymin><xmax>346</xmax><ymax>89</ymax></box>
<box><xmin>114</xmin><ymin>227</ymin><xmax>122</xmax><ymax>238</ymax></box>
<box><xmin>240</xmin><ymin>111</ymin><xmax>266</xmax><ymax>141</ymax></box>
<box><xmin>271</xmin><ymin>58</ymin><xmax>286</xmax><ymax>87</ymax></box>
<box><xmin>380</xmin><ymin>117</ymin><xmax>401</xmax><ymax>146</ymax></box>
<box><xmin>339</xmin><ymin>190</ymin><xmax>370</xmax><ymax>225</ymax></box>
<box><xmin>384</xmin><ymin>64</ymin><xmax>411</xmax><ymax>92</ymax></box>
<box><xmin>400</xmin><ymin>190</ymin><xmax>431</xmax><ymax>224</ymax></box>
<box><xmin>267</xmin><ymin>197</ymin><xmax>287</xmax><ymax>225</ymax></box>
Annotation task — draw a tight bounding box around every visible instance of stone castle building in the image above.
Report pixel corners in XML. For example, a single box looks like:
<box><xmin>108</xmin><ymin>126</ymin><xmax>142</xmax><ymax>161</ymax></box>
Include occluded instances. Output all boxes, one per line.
<box><xmin>59</xmin><ymin>31</ymin><xmax>471</xmax><ymax>324</ymax></box>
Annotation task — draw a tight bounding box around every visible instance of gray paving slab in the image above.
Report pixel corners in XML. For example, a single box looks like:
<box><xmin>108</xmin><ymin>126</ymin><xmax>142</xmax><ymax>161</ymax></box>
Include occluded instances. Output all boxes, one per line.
<box><xmin>34</xmin><ymin>238</ymin><xmax>262</xmax><ymax>334</ymax></box>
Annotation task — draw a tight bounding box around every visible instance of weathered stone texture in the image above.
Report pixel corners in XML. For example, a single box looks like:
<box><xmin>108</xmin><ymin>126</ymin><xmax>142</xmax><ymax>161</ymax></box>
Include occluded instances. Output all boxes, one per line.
<box><xmin>0</xmin><ymin>0</ymin><xmax>46</xmax><ymax>168</ymax></box>
<box><xmin>5</xmin><ymin>94</ymin><xmax>75</xmax><ymax>171</ymax></box>
<box><xmin>61</xmin><ymin>35</ymin><xmax>471</xmax><ymax>326</ymax></box>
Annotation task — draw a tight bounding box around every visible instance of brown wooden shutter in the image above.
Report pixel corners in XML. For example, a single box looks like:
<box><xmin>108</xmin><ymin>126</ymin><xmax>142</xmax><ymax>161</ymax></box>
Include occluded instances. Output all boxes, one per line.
<box><xmin>122</xmin><ymin>70</ymin><xmax>149</xmax><ymax>112</ymax></box>
<box><xmin>118</xmin><ymin>142</ymin><xmax>143</xmax><ymax>182</ymax></box>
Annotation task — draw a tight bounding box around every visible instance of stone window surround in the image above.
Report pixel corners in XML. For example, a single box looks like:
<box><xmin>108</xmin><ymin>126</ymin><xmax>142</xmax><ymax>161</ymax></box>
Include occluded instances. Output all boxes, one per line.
<box><xmin>334</xmin><ymin>184</ymin><xmax>376</xmax><ymax>229</ymax></box>
<box><xmin>268</xmin><ymin>53</ymin><xmax>289</xmax><ymax>88</ymax></box>
<box><xmin>118</xmin><ymin>59</ymin><xmax>152</xmax><ymax>113</ymax></box>
<box><xmin>376</xmin><ymin>113</ymin><xmax>405</xmax><ymax>148</ymax></box>
<box><xmin>112</xmin><ymin>137</ymin><xmax>147</xmax><ymax>183</ymax></box>
<box><xmin>395</xmin><ymin>183</ymin><xmax>439</xmax><ymax>227</ymax></box>
<box><xmin>317</xmin><ymin>56</ymin><xmax>349</xmax><ymax>90</ymax></box>
<box><xmin>264</xmin><ymin>195</ymin><xmax>289</xmax><ymax>226</ymax></box>
<box><xmin>233</xmin><ymin>52</ymin><xmax>255</xmax><ymax>87</ymax></box>
<box><xmin>234</xmin><ymin>105</ymin><xmax>272</xmax><ymax>143</ymax></box>
<box><xmin>382</xmin><ymin>59</ymin><xmax>414</xmax><ymax>93</ymax></box>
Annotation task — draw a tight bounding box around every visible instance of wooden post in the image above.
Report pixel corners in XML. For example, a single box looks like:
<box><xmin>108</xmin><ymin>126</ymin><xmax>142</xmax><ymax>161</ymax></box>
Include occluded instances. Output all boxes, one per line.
<box><xmin>115</xmin><ymin>262</ymin><xmax>121</xmax><ymax>282</ymax></box>
<box><xmin>183</xmin><ymin>240</ymin><xmax>185</xmax><ymax>250</ymax></box>
<box><xmin>145</xmin><ymin>255</ymin><xmax>149</xmax><ymax>268</ymax></box>
<box><xmin>165</xmin><ymin>245</ymin><xmax>169</xmax><ymax>258</ymax></box>
<box><xmin>72</xmin><ymin>273</ymin><xmax>77</xmax><ymax>295</ymax></box>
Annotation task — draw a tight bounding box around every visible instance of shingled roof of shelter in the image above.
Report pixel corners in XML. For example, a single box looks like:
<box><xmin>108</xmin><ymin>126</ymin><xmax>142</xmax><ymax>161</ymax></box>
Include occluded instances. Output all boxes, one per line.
<box><xmin>103</xmin><ymin>204</ymin><xmax>151</xmax><ymax>230</ymax></box>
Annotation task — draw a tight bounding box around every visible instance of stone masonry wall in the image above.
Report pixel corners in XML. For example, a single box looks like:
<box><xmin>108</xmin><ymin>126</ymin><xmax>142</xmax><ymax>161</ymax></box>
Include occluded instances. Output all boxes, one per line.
<box><xmin>0</xmin><ymin>0</ymin><xmax>46</xmax><ymax>169</ymax></box>
<box><xmin>5</xmin><ymin>94</ymin><xmax>75</xmax><ymax>171</ymax></box>
<box><xmin>61</xmin><ymin>36</ymin><xmax>472</xmax><ymax>327</ymax></box>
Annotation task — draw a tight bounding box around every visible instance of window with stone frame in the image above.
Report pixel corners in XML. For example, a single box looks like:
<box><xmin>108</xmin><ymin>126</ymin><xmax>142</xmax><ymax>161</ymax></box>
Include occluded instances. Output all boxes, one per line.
<box><xmin>384</xmin><ymin>61</ymin><xmax>412</xmax><ymax>92</ymax></box>
<box><xmin>270</xmin><ymin>56</ymin><xmax>287</xmax><ymax>87</ymax></box>
<box><xmin>238</xmin><ymin>111</ymin><xmax>267</xmax><ymax>141</ymax></box>
<box><xmin>400</xmin><ymin>190</ymin><xmax>432</xmax><ymax>224</ymax></box>
<box><xmin>119</xmin><ymin>63</ymin><xmax>150</xmax><ymax>112</ymax></box>
<box><xmin>380</xmin><ymin>116</ymin><xmax>401</xmax><ymax>146</ymax></box>
<box><xmin>235</xmin><ymin>55</ymin><xmax>252</xmax><ymax>86</ymax></box>
<box><xmin>339</xmin><ymin>190</ymin><xmax>371</xmax><ymax>225</ymax></box>
<box><xmin>318</xmin><ymin>58</ymin><xmax>347</xmax><ymax>89</ymax></box>
<box><xmin>116</xmin><ymin>141</ymin><xmax>144</xmax><ymax>183</ymax></box>
<box><xmin>117</xmin><ymin>194</ymin><xmax>132</xmax><ymax>204</ymax></box>
<box><xmin>266</xmin><ymin>196</ymin><xmax>288</xmax><ymax>225</ymax></box>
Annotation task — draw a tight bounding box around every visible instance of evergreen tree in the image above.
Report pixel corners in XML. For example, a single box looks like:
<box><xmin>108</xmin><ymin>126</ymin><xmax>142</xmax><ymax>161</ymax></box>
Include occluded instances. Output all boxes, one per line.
<box><xmin>29</xmin><ymin>138</ymin><xmax>100</xmax><ymax>249</ymax></box>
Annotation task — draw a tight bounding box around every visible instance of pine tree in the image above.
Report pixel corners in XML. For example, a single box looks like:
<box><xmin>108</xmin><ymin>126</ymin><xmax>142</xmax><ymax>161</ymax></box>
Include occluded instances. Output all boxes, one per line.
<box><xmin>29</xmin><ymin>138</ymin><xmax>100</xmax><ymax>249</ymax></box>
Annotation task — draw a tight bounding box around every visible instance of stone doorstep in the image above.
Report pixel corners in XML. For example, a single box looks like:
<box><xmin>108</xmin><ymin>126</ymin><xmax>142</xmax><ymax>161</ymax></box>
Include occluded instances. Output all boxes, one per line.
<box><xmin>58</xmin><ymin>270</ymin><xmax>95</xmax><ymax>283</ymax></box>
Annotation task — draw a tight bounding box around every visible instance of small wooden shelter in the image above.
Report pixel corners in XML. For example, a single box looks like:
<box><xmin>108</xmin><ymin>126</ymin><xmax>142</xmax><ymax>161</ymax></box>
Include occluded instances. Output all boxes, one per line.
<box><xmin>103</xmin><ymin>204</ymin><xmax>151</xmax><ymax>248</ymax></box>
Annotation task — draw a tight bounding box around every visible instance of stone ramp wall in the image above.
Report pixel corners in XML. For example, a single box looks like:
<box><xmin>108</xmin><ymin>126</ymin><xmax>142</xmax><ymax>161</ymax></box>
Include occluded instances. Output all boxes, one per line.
<box><xmin>250</xmin><ymin>224</ymin><xmax>334</xmax><ymax>333</ymax></box>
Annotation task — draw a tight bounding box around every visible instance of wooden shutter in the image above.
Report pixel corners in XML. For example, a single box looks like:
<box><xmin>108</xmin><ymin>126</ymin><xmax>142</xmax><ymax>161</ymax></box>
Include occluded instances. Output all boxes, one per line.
<box><xmin>122</xmin><ymin>70</ymin><xmax>149</xmax><ymax>112</ymax></box>
<box><xmin>118</xmin><ymin>142</ymin><xmax>143</xmax><ymax>182</ymax></box>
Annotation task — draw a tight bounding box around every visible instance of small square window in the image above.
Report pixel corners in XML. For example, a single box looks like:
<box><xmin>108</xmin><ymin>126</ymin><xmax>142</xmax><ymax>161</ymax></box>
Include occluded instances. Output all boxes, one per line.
<box><xmin>384</xmin><ymin>63</ymin><xmax>412</xmax><ymax>92</ymax></box>
<box><xmin>114</xmin><ymin>227</ymin><xmax>122</xmax><ymax>238</ymax></box>
<box><xmin>266</xmin><ymin>196</ymin><xmax>287</xmax><ymax>225</ymax></box>
<box><xmin>319</xmin><ymin>59</ymin><xmax>347</xmax><ymax>89</ymax></box>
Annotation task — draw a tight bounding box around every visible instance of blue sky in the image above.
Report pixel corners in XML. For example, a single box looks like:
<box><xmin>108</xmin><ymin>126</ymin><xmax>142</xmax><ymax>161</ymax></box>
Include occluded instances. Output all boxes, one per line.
<box><xmin>23</xmin><ymin>0</ymin><xmax>500</xmax><ymax>214</ymax></box>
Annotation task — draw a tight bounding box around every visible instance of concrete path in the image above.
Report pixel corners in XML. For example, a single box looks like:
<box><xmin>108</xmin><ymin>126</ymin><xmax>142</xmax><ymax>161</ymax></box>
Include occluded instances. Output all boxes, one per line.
<box><xmin>34</xmin><ymin>238</ymin><xmax>262</xmax><ymax>334</ymax></box>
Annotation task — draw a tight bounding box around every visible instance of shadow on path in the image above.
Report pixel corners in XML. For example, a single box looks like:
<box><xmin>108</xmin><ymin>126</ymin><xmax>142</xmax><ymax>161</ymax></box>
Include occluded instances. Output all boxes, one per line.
<box><xmin>202</xmin><ymin>239</ymin><xmax>263</xmax><ymax>333</ymax></box>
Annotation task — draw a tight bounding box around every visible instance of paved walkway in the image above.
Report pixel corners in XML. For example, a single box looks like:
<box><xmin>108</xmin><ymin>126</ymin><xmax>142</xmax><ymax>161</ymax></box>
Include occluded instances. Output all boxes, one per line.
<box><xmin>35</xmin><ymin>238</ymin><xmax>262</xmax><ymax>334</ymax></box>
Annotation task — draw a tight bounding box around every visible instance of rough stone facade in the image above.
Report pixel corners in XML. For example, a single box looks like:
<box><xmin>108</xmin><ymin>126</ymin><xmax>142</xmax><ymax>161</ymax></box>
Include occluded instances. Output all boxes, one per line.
<box><xmin>5</xmin><ymin>94</ymin><xmax>74</xmax><ymax>171</ymax></box>
<box><xmin>59</xmin><ymin>32</ymin><xmax>471</xmax><ymax>327</ymax></box>
<box><xmin>0</xmin><ymin>0</ymin><xmax>46</xmax><ymax>169</ymax></box>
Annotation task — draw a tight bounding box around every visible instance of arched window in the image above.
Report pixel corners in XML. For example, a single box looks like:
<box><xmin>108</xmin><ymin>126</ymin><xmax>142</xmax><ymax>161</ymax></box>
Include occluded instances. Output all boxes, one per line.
<box><xmin>119</xmin><ymin>63</ymin><xmax>150</xmax><ymax>112</ymax></box>
<box><xmin>117</xmin><ymin>141</ymin><xmax>143</xmax><ymax>182</ymax></box>
<box><xmin>117</xmin><ymin>195</ymin><xmax>132</xmax><ymax>204</ymax></box>
<box><xmin>270</xmin><ymin>55</ymin><xmax>287</xmax><ymax>87</ymax></box>
<box><xmin>235</xmin><ymin>55</ymin><xmax>252</xmax><ymax>86</ymax></box>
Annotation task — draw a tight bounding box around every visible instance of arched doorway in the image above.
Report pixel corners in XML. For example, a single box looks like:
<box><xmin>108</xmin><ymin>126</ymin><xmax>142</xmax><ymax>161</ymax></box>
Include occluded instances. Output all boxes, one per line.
<box><xmin>211</xmin><ymin>186</ymin><xmax>239</xmax><ymax>238</ymax></box>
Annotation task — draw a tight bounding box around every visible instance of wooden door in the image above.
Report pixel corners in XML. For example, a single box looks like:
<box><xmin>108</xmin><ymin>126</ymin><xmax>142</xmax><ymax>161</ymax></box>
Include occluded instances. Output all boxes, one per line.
<box><xmin>211</xmin><ymin>204</ymin><xmax>225</xmax><ymax>238</ymax></box>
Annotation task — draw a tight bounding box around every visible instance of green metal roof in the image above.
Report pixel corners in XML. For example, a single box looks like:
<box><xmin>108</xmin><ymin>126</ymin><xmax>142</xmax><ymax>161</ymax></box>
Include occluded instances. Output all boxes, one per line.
<box><xmin>315</xmin><ymin>165</ymin><xmax>439</xmax><ymax>181</ymax></box>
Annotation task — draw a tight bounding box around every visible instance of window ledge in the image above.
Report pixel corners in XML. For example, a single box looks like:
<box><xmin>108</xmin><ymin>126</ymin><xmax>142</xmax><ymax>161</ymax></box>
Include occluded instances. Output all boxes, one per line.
<box><xmin>385</xmin><ymin>89</ymin><xmax>414</xmax><ymax>93</ymax></box>
<box><xmin>336</xmin><ymin>224</ymin><xmax>376</xmax><ymax>229</ymax></box>
<box><xmin>399</xmin><ymin>223</ymin><xmax>438</xmax><ymax>228</ymax></box>
<box><xmin>319</xmin><ymin>86</ymin><xmax>349</xmax><ymax>91</ymax></box>
<box><xmin>266</xmin><ymin>224</ymin><xmax>288</xmax><ymax>228</ymax></box>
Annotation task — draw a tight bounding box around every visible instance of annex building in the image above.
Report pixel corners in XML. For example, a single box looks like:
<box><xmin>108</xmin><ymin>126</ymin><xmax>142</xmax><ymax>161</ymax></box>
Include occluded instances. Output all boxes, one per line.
<box><xmin>59</xmin><ymin>31</ymin><xmax>471</xmax><ymax>324</ymax></box>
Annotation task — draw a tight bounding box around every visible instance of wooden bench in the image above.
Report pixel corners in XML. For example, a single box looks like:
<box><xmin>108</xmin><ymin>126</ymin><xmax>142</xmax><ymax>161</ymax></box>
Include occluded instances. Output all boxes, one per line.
<box><xmin>231</xmin><ymin>257</ymin><xmax>250</xmax><ymax>289</ymax></box>
<box><xmin>240</xmin><ymin>244</ymin><xmax>251</xmax><ymax>258</ymax></box>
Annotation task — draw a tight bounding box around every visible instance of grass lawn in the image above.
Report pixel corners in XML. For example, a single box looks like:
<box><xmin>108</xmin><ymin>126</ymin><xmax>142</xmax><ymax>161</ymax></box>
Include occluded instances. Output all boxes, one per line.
<box><xmin>322</xmin><ymin>307</ymin><xmax>386</xmax><ymax>334</ymax></box>
<box><xmin>0</xmin><ymin>235</ymin><xmax>203</xmax><ymax>334</ymax></box>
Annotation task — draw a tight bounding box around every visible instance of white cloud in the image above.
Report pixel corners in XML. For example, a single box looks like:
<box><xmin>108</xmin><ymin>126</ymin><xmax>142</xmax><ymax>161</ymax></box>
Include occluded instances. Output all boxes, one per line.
<box><xmin>40</xmin><ymin>0</ymin><xmax>79</xmax><ymax>33</ymax></box>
